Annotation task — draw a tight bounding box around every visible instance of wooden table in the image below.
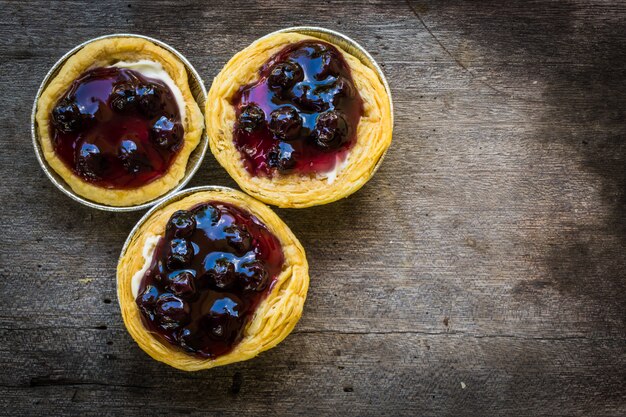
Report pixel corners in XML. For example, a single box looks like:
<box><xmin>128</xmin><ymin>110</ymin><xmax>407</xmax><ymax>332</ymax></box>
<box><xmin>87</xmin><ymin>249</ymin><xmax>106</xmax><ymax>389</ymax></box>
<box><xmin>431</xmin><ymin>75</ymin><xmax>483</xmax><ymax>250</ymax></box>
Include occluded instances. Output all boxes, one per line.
<box><xmin>1</xmin><ymin>1</ymin><xmax>624</xmax><ymax>415</ymax></box>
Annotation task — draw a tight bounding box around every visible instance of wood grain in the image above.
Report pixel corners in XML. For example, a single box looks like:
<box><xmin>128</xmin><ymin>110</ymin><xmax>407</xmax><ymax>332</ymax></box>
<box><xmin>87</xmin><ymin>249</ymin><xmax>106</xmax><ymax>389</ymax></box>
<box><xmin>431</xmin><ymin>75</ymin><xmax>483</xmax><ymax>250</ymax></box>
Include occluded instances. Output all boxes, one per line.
<box><xmin>0</xmin><ymin>0</ymin><xmax>625</xmax><ymax>415</ymax></box>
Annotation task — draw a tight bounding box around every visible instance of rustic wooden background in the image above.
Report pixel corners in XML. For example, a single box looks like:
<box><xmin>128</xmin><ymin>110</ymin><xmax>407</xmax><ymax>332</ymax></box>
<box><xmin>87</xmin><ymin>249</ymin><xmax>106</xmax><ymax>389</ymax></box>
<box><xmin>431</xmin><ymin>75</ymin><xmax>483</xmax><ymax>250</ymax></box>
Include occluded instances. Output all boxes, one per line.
<box><xmin>1</xmin><ymin>1</ymin><xmax>625</xmax><ymax>415</ymax></box>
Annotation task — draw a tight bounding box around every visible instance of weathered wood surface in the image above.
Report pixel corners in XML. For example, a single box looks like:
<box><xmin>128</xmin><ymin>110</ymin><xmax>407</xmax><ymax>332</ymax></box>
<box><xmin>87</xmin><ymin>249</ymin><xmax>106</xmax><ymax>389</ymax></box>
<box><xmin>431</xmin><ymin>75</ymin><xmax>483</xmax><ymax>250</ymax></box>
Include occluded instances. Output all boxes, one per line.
<box><xmin>1</xmin><ymin>1</ymin><xmax>625</xmax><ymax>415</ymax></box>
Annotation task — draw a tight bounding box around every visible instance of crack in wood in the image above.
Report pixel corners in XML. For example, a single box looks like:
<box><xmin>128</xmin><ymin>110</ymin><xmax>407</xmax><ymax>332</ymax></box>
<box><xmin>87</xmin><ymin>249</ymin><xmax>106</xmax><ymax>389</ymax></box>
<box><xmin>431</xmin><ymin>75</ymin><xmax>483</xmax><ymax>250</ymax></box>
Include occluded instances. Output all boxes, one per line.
<box><xmin>293</xmin><ymin>329</ymin><xmax>624</xmax><ymax>341</ymax></box>
<box><xmin>0</xmin><ymin>326</ymin><xmax>122</xmax><ymax>332</ymax></box>
<box><xmin>405</xmin><ymin>0</ymin><xmax>544</xmax><ymax>103</ymax></box>
<box><xmin>24</xmin><ymin>377</ymin><xmax>153</xmax><ymax>390</ymax></box>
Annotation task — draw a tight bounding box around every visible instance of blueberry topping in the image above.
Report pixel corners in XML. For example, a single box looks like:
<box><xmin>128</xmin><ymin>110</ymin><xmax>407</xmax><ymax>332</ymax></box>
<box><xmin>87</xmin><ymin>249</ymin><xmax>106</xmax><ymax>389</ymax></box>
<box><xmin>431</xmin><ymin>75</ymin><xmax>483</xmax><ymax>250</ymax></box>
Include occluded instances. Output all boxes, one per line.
<box><xmin>267</xmin><ymin>142</ymin><xmax>296</xmax><ymax>172</ymax></box>
<box><xmin>176</xmin><ymin>327</ymin><xmax>196</xmax><ymax>351</ymax></box>
<box><xmin>134</xmin><ymin>202</ymin><xmax>284</xmax><ymax>358</ymax></box>
<box><xmin>331</xmin><ymin>77</ymin><xmax>354</xmax><ymax>99</ymax></box>
<box><xmin>312</xmin><ymin>110</ymin><xmax>349</xmax><ymax>150</ymax></box>
<box><xmin>110</xmin><ymin>82</ymin><xmax>137</xmax><ymax>112</ymax></box>
<box><xmin>269</xmin><ymin>107</ymin><xmax>302</xmax><ymax>141</ymax></box>
<box><xmin>75</xmin><ymin>142</ymin><xmax>105</xmax><ymax>180</ymax></box>
<box><xmin>267</xmin><ymin>61</ymin><xmax>303</xmax><ymax>91</ymax></box>
<box><xmin>238</xmin><ymin>104</ymin><xmax>265</xmax><ymax>133</ymax></box>
<box><xmin>167</xmin><ymin>238</ymin><xmax>193</xmax><ymax>269</ymax></box>
<box><xmin>312</xmin><ymin>77</ymin><xmax>353</xmax><ymax>108</ymax></box>
<box><xmin>151</xmin><ymin>116</ymin><xmax>183</xmax><ymax>150</ymax></box>
<box><xmin>136</xmin><ymin>285</ymin><xmax>159</xmax><ymax>320</ymax></box>
<box><xmin>292</xmin><ymin>82</ymin><xmax>329</xmax><ymax>112</ymax></box>
<box><xmin>167</xmin><ymin>210</ymin><xmax>196</xmax><ymax>238</ymax></box>
<box><xmin>51</xmin><ymin>99</ymin><xmax>84</xmax><ymax>133</ymax></box>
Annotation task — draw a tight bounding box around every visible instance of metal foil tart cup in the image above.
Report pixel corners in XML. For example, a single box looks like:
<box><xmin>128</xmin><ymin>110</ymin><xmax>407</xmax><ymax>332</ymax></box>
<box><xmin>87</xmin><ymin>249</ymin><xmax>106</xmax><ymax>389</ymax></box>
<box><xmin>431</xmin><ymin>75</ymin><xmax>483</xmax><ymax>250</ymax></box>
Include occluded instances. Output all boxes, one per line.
<box><xmin>258</xmin><ymin>26</ymin><xmax>394</xmax><ymax>175</ymax></box>
<box><xmin>31</xmin><ymin>33</ymin><xmax>208</xmax><ymax>212</ymax></box>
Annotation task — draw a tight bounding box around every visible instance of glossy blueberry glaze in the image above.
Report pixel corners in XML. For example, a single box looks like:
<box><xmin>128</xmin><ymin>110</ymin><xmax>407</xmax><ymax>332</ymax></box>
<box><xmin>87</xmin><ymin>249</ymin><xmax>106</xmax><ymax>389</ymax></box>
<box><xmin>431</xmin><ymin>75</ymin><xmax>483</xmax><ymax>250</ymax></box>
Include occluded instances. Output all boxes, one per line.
<box><xmin>49</xmin><ymin>66</ymin><xmax>183</xmax><ymax>188</ymax></box>
<box><xmin>232</xmin><ymin>40</ymin><xmax>363</xmax><ymax>177</ymax></box>
<box><xmin>135</xmin><ymin>202</ymin><xmax>284</xmax><ymax>358</ymax></box>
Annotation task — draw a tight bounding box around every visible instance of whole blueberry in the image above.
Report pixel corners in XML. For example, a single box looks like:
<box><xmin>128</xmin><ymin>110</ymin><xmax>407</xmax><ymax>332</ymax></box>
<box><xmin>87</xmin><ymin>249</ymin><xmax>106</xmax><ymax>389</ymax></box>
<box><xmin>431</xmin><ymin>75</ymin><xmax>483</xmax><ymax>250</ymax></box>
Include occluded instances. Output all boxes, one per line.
<box><xmin>194</xmin><ymin>203</ymin><xmax>221</xmax><ymax>229</ymax></box>
<box><xmin>155</xmin><ymin>293</ymin><xmax>190</xmax><ymax>328</ymax></box>
<box><xmin>200</xmin><ymin>293</ymin><xmax>243</xmax><ymax>341</ymax></box>
<box><xmin>136</xmin><ymin>284</ymin><xmax>160</xmax><ymax>320</ymax></box>
<box><xmin>110</xmin><ymin>82</ymin><xmax>137</xmax><ymax>112</ymax></box>
<box><xmin>223</xmin><ymin>225</ymin><xmax>252</xmax><ymax>253</ymax></box>
<box><xmin>238</xmin><ymin>104</ymin><xmax>265</xmax><ymax>133</ymax></box>
<box><xmin>267</xmin><ymin>61</ymin><xmax>303</xmax><ymax>91</ymax></box>
<box><xmin>238</xmin><ymin>261</ymin><xmax>269</xmax><ymax>292</ymax></box>
<box><xmin>75</xmin><ymin>142</ymin><xmax>105</xmax><ymax>180</ymax></box>
<box><xmin>269</xmin><ymin>107</ymin><xmax>302</xmax><ymax>141</ymax></box>
<box><xmin>312</xmin><ymin>110</ymin><xmax>349</xmax><ymax>150</ymax></box>
<box><xmin>118</xmin><ymin>139</ymin><xmax>151</xmax><ymax>173</ymax></box>
<box><xmin>150</xmin><ymin>116</ymin><xmax>183</xmax><ymax>150</ymax></box>
<box><xmin>204</xmin><ymin>255</ymin><xmax>237</xmax><ymax>290</ymax></box>
<box><xmin>136</xmin><ymin>83</ymin><xmax>162</xmax><ymax>117</ymax></box>
<box><xmin>267</xmin><ymin>142</ymin><xmax>297</xmax><ymax>172</ymax></box>
<box><xmin>51</xmin><ymin>98</ymin><xmax>84</xmax><ymax>133</ymax></box>
<box><xmin>137</xmin><ymin>284</ymin><xmax>159</xmax><ymax>307</ymax></box>
<box><xmin>167</xmin><ymin>270</ymin><xmax>196</xmax><ymax>297</ymax></box>
<box><xmin>167</xmin><ymin>238</ymin><xmax>193</xmax><ymax>269</ymax></box>
<box><xmin>167</xmin><ymin>210</ymin><xmax>196</xmax><ymax>238</ymax></box>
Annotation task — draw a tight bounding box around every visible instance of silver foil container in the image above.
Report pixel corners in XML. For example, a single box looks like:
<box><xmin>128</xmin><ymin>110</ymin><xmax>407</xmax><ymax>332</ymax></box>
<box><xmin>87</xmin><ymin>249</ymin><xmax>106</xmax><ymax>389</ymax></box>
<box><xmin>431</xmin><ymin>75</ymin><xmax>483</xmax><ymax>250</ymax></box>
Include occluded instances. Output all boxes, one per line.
<box><xmin>31</xmin><ymin>33</ymin><xmax>208</xmax><ymax>212</ymax></box>
<box><xmin>262</xmin><ymin>26</ymin><xmax>394</xmax><ymax>174</ymax></box>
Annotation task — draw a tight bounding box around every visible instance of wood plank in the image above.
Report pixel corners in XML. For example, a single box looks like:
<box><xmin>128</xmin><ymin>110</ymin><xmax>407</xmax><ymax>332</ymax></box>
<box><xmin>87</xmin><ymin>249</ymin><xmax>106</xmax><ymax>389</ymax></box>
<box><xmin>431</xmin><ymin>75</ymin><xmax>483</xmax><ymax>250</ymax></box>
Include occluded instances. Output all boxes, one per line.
<box><xmin>0</xmin><ymin>0</ymin><xmax>624</xmax><ymax>415</ymax></box>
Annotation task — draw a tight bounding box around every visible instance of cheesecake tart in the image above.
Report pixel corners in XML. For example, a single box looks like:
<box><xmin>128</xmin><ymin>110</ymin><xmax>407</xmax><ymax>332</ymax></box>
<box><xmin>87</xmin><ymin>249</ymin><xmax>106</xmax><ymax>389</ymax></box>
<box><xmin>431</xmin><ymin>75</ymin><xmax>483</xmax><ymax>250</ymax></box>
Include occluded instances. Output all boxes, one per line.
<box><xmin>206</xmin><ymin>31</ymin><xmax>392</xmax><ymax>208</ymax></box>
<box><xmin>35</xmin><ymin>36</ymin><xmax>204</xmax><ymax>207</ymax></box>
<box><xmin>117</xmin><ymin>187</ymin><xmax>308</xmax><ymax>371</ymax></box>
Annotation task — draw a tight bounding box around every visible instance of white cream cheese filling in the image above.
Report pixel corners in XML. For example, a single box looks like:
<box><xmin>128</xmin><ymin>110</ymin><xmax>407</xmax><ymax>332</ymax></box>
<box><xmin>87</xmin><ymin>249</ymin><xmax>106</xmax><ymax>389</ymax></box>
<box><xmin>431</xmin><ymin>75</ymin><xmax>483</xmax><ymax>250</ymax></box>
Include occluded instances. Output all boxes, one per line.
<box><xmin>130</xmin><ymin>234</ymin><xmax>161</xmax><ymax>298</ymax></box>
<box><xmin>111</xmin><ymin>59</ymin><xmax>187</xmax><ymax>121</ymax></box>
<box><xmin>319</xmin><ymin>155</ymin><xmax>350</xmax><ymax>185</ymax></box>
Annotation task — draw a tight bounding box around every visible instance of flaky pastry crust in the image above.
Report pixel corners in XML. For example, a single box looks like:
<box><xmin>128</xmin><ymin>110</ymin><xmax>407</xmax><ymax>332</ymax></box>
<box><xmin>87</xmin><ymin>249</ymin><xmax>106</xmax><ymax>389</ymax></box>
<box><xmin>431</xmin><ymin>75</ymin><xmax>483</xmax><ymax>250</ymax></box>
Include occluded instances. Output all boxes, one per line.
<box><xmin>117</xmin><ymin>188</ymin><xmax>309</xmax><ymax>371</ymax></box>
<box><xmin>36</xmin><ymin>37</ymin><xmax>204</xmax><ymax>207</ymax></box>
<box><xmin>206</xmin><ymin>32</ymin><xmax>392</xmax><ymax>208</ymax></box>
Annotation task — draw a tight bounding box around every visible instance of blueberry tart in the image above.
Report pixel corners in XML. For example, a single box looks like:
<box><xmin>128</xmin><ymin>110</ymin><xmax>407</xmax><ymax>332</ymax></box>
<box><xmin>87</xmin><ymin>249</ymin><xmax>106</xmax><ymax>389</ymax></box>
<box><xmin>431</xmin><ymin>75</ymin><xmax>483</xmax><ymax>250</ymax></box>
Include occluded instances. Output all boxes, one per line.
<box><xmin>35</xmin><ymin>37</ymin><xmax>204</xmax><ymax>207</ymax></box>
<box><xmin>206</xmin><ymin>31</ymin><xmax>392</xmax><ymax>208</ymax></box>
<box><xmin>117</xmin><ymin>187</ymin><xmax>309</xmax><ymax>370</ymax></box>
